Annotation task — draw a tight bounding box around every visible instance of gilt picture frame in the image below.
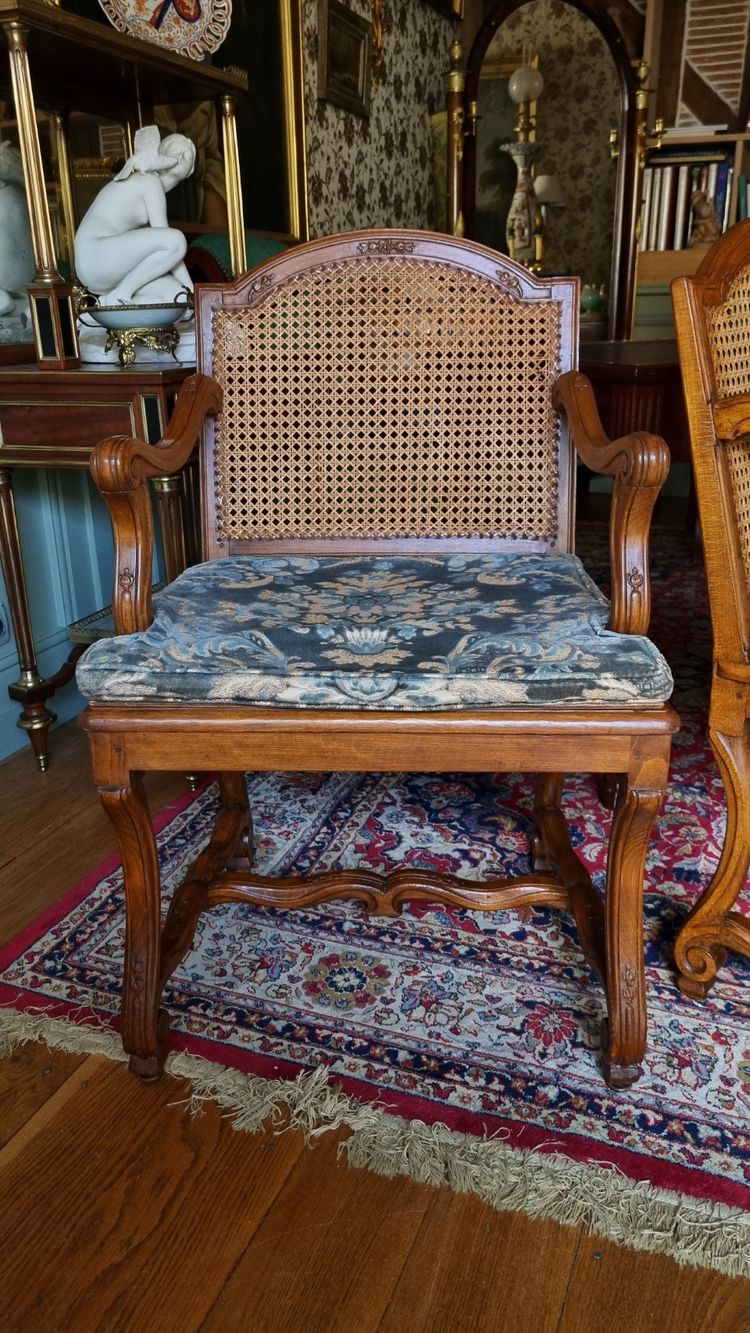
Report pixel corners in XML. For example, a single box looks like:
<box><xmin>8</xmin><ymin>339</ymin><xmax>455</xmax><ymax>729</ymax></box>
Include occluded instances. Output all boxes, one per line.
<box><xmin>318</xmin><ymin>0</ymin><xmax>371</xmax><ymax>119</ymax></box>
<box><xmin>230</xmin><ymin>0</ymin><xmax>309</xmax><ymax>240</ymax></box>
<box><xmin>422</xmin><ymin>0</ymin><xmax>464</xmax><ymax>17</ymax></box>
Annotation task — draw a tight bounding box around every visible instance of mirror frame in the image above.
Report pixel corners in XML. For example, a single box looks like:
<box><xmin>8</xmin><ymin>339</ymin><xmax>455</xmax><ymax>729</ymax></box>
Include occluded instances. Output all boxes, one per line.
<box><xmin>463</xmin><ymin>0</ymin><xmax>639</xmax><ymax>339</ymax></box>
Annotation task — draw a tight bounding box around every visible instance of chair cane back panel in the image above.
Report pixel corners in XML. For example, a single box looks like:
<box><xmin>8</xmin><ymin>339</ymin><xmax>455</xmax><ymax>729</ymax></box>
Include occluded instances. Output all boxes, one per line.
<box><xmin>723</xmin><ymin>437</ymin><xmax>750</xmax><ymax>596</ymax></box>
<box><xmin>705</xmin><ymin>262</ymin><xmax>750</xmax><ymax>399</ymax></box>
<box><xmin>704</xmin><ymin>263</ymin><xmax>750</xmax><ymax>596</ymax></box>
<box><xmin>196</xmin><ymin>233</ymin><xmax>579</xmax><ymax>557</ymax></box>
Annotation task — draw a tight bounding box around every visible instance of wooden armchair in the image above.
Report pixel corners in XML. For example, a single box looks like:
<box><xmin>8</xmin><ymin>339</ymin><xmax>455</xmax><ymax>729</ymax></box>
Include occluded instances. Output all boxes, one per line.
<box><xmin>79</xmin><ymin>231</ymin><xmax>677</xmax><ymax>1088</ymax></box>
<box><xmin>672</xmin><ymin>221</ymin><xmax>750</xmax><ymax>997</ymax></box>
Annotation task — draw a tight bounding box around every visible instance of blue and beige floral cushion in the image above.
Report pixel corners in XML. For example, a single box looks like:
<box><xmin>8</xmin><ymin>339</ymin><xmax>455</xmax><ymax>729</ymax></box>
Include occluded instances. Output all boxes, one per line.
<box><xmin>77</xmin><ymin>553</ymin><xmax>673</xmax><ymax>710</ymax></box>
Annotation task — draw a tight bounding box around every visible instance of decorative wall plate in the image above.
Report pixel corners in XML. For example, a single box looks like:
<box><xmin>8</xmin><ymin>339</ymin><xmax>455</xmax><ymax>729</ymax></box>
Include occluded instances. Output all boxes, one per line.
<box><xmin>97</xmin><ymin>0</ymin><xmax>232</xmax><ymax>60</ymax></box>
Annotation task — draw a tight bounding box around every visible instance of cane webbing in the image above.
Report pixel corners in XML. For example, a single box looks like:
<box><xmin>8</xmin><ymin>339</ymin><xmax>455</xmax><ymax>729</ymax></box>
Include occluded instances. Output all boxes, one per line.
<box><xmin>706</xmin><ymin>262</ymin><xmax>750</xmax><ymax>399</ymax></box>
<box><xmin>706</xmin><ymin>263</ymin><xmax>750</xmax><ymax>587</ymax></box>
<box><xmin>724</xmin><ymin>438</ymin><xmax>750</xmax><ymax>588</ymax></box>
<box><xmin>209</xmin><ymin>257</ymin><xmax>562</xmax><ymax>544</ymax></box>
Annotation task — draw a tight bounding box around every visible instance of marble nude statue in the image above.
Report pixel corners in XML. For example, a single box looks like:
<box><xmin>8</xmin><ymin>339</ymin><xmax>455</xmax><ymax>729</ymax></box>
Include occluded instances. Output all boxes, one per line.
<box><xmin>74</xmin><ymin>125</ymin><xmax>196</xmax><ymax>308</ymax></box>
<box><xmin>0</xmin><ymin>141</ymin><xmax>34</xmax><ymax>336</ymax></box>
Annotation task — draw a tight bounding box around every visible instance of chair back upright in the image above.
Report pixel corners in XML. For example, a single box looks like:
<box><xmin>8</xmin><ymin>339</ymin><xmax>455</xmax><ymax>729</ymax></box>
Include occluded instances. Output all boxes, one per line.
<box><xmin>672</xmin><ymin>222</ymin><xmax>750</xmax><ymax>669</ymax></box>
<box><xmin>195</xmin><ymin>230</ymin><xmax>579</xmax><ymax>561</ymax></box>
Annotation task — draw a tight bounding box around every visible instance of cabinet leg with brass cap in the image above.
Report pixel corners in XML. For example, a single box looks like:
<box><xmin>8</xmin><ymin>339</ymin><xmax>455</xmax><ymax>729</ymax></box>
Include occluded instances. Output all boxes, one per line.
<box><xmin>0</xmin><ymin>467</ymin><xmax>81</xmax><ymax>770</ymax></box>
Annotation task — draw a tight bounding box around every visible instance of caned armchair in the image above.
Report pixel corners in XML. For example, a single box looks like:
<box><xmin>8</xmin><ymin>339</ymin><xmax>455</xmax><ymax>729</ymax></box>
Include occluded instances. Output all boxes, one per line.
<box><xmin>78</xmin><ymin>231</ymin><xmax>677</xmax><ymax>1088</ymax></box>
<box><xmin>672</xmin><ymin>221</ymin><xmax>750</xmax><ymax>997</ymax></box>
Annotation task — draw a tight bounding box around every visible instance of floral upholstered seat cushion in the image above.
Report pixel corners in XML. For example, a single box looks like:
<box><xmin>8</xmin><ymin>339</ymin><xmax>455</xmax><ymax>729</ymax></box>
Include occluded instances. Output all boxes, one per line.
<box><xmin>77</xmin><ymin>553</ymin><xmax>673</xmax><ymax>710</ymax></box>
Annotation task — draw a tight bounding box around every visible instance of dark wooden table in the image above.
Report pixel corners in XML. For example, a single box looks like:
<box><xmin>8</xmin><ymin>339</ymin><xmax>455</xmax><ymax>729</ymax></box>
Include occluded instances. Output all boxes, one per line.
<box><xmin>0</xmin><ymin>364</ymin><xmax>194</xmax><ymax>768</ymax></box>
<box><xmin>579</xmin><ymin>338</ymin><xmax>690</xmax><ymax>464</ymax></box>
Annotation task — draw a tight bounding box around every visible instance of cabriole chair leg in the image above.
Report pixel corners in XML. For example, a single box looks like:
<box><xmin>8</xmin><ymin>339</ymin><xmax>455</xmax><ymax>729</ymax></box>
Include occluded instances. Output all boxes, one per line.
<box><xmin>97</xmin><ymin>771</ymin><xmax>168</xmax><ymax>1079</ymax></box>
<box><xmin>601</xmin><ymin>744</ymin><xmax>668</xmax><ymax>1089</ymax></box>
<box><xmin>675</xmin><ymin>723</ymin><xmax>750</xmax><ymax>998</ymax></box>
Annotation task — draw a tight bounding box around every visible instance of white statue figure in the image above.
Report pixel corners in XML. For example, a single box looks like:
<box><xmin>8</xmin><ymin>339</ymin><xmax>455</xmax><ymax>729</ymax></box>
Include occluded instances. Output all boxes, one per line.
<box><xmin>74</xmin><ymin>125</ymin><xmax>196</xmax><ymax>309</ymax></box>
<box><xmin>0</xmin><ymin>142</ymin><xmax>34</xmax><ymax>337</ymax></box>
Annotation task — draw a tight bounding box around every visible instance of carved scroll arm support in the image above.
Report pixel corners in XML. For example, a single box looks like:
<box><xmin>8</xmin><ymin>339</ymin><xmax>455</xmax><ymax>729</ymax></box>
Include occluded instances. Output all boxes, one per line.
<box><xmin>553</xmin><ymin>371</ymin><xmax>670</xmax><ymax>636</ymax></box>
<box><xmin>89</xmin><ymin>373</ymin><xmax>222</xmax><ymax>635</ymax></box>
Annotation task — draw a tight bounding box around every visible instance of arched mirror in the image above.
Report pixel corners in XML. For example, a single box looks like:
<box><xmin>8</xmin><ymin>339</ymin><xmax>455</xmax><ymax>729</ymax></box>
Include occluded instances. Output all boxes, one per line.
<box><xmin>463</xmin><ymin>0</ymin><xmax>640</xmax><ymax>339</ymax></box>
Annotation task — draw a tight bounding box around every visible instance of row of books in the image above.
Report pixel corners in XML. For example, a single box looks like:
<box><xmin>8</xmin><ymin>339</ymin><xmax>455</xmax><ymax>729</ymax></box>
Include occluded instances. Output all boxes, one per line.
<box><xmin>639</xmin><ymin>150</ymin><xmax>735</xmax><ymax>253</ymax></box>
<box><xmin>739</xmin><ymin>173</ymin><xmax>750</xmax><ymax>222</ymax></box>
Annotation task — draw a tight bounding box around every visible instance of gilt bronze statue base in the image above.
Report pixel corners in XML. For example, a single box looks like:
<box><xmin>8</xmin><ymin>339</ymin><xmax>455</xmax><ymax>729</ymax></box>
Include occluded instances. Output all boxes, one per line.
<box><xmin>104</xmin><ymin>326</ymin><xmax>181</xmax><ymax>370</ymax></box>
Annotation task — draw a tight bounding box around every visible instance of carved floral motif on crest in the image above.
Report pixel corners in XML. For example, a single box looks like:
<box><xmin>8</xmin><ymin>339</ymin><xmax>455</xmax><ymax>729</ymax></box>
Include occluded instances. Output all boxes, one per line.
<box><xmin>494</xmin><ymin>271</ymin><xmax>524</xmax><ymax>299</ymax></box>
<box><xmin>356</xmin><ymin>240</ymin><xmax>417</xmax><ymax>256</ymax></box>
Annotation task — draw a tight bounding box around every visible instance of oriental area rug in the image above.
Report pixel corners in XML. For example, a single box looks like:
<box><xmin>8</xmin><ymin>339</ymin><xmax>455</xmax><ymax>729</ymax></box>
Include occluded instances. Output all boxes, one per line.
<box><xmin>2</xmin><ymin>529</ymin><xmax>750</xmax><ymax>1277</ymax></box>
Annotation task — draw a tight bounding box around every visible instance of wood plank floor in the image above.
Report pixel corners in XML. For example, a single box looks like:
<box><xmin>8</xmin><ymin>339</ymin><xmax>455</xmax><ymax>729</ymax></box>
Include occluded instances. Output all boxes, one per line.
<box><xmin>0</xmin><ymin>724</ymin><xmax>748</xmax><ymax>1332</ymax></box>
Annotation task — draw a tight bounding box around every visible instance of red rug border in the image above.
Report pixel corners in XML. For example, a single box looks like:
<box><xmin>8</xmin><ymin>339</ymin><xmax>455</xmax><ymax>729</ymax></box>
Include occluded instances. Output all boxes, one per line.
<box><xmin>1</xmin><ymin>775</ymin><xmax>748</xmax><ymax>1215</ymax></box>
<box><xmin>0</xmin><ymin>984</ymin><xmax>745</xmax><ymax>1209</ymax></box>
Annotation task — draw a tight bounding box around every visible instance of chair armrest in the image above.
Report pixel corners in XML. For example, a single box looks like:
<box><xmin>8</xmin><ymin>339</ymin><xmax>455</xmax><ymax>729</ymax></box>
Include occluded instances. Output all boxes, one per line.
<box><xmin>553</xmin><ymin>371</ymin><xmax>670</xmax><ymax>636</ymax></box>
<box><xmin>90</xmin><ymin>373</ymin><xmax>222</xmax><ymax>635</ymax></box>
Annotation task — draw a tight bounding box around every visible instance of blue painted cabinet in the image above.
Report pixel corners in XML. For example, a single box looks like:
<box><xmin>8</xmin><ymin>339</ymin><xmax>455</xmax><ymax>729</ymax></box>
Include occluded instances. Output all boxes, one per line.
<box><xmin>0</xmin><ymin>469</ymin><xmax>116</xmax><ymax>760</ymax></box>
<box><xmin>0</xmin><ymin>364</ymin><xmax>192</xmax><ymax>767</ymax></box>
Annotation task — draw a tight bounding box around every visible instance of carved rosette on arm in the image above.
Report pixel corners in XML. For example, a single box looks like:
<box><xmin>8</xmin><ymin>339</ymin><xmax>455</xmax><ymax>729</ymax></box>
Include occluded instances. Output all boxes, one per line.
<box><xmin>74</xmin><ymin>126</ymin><xmax>197</xmax><ymax>366</ymax></box>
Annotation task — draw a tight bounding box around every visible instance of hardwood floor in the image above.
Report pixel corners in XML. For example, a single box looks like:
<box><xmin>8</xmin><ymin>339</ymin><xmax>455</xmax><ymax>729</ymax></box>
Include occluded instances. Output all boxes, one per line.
<box><xmin>0</xmin><ymin>724</ymin><xmax>748</xmax><ymax>1331</ymax></box>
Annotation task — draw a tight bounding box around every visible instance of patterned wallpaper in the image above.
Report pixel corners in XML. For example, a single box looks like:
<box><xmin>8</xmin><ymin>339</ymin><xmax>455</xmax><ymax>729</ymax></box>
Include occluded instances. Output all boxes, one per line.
<box><xmin>302</xmin><ymin>0</ymin><xmax>452</xmax><ymax>236</ymax></box>
<box><xmin>485</xmin><ymin>1</ymin><xmax>621</xmax><ymax>289</ymax></box>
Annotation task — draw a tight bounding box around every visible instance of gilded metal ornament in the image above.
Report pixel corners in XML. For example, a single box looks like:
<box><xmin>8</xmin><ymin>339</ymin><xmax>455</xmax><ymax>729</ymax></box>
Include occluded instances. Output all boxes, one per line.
<box><xmin>103</xmin><ymin>325</ymin><xmax>181</xmax><ymax>370</ymax></box>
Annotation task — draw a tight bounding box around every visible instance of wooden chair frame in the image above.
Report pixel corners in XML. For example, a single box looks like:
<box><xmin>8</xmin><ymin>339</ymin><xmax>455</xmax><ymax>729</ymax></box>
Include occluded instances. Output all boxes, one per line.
<box><xmin>81</xmin><ymin>231</ymin><xmax>677</xmax><ymax>1088</ymax></box>
<box><xmin>672</xmin><ymin>222</ymin><xmax>750</xmax><ymax>997</ymax></box>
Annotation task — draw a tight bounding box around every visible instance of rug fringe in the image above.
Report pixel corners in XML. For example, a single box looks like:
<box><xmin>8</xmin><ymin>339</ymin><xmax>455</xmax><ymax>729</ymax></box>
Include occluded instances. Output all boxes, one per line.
<box><xmin>2</xmin><ymin>1007</ymin><xmax>748</xmax><ymax>1279</ymax></box>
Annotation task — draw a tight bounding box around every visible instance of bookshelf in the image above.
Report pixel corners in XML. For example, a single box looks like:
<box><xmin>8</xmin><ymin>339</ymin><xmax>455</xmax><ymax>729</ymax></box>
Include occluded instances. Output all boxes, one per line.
<box><xmin>636</xmin><ymin>130</ymin><xmax>750</xmax><ymax>284</ymax></box>
<box><xmin>633</xmin><ymin>130</ymin><xmax>750</xmax><ymax>336</ymax></box>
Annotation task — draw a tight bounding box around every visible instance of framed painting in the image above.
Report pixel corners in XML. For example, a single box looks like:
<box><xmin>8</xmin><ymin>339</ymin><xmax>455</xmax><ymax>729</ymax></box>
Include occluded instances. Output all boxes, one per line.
<box><xmin>318</xmin><ymin>0</ymin><xmax>371</xmax><ymax>119</ymax></box>
<box><xmin>222</xmin><ymin>0</ymin><xmax>309</xmax><ymax>240</ymax></box>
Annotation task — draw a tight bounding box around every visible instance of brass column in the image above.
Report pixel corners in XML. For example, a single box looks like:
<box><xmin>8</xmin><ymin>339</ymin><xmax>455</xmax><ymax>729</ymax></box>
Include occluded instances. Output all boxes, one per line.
<box><xmin>53</xmin><ymin>112</ymin><xmax>78</xmax><ymax>276</ymax></box>
<box><xmin>623</xmin><ymin>60</ymin><xmax>650</xmax><ymax>339</ymax></box>
<box><xmin>4</xmin><ymin>22</ymin><xmax>56</xmax><ymax>279</ymax></box>
<box><xmin>280</xmin><ymin>0</ymin><xmax>309</xmax><ymax>241</ymax></box>
<box><xmin>221</xmin><ymin>94</ymin><xmax>247</xmax><ymax>277</ymax></box>
<box><xmin>446</xmin><ymin>38</ymin><xmax>465</xmax><ymax>237</ymax></box>
<box><xmin>2</xmin><ymin>21</ymin><xmax>79</xmax><ymax>367</ymax></box>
